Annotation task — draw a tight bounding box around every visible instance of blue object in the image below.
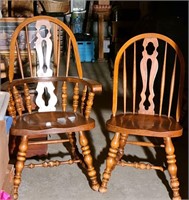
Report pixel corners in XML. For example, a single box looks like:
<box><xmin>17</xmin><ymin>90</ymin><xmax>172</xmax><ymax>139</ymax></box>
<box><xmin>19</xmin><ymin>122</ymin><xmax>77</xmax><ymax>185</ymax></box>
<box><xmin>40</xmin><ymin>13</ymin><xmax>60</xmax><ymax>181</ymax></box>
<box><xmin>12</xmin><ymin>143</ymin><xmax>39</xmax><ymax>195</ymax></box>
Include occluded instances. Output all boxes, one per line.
<box><xmin>71</xmin><ymin>10</ymin><xmax>86</xmax><ymax>34</ymax></box>
<box><xmin>4</xmin><ymin>116</ymin><xmax>13</xmax><ymax>133</ymax></box>
<box><xmin>77</xmin><ymin>40</ymin><xmax>95</xmax><ymax>62</ymax></box>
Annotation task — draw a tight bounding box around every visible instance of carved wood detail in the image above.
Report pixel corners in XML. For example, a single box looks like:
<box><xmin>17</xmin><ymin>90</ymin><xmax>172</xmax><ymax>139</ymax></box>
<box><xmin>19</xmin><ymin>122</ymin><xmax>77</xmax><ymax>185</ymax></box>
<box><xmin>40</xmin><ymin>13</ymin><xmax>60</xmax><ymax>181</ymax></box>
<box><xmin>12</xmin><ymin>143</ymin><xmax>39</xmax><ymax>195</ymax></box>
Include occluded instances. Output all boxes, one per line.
<box><xmin>35</xmin><ymin>19</ymin><xmax>57</xmax><ymax>112</ymax></box>
<box><xmin>81</xmin><ymin>85</ymin><xmax>87</xmax><ymax>115</ymax></box>
<box><xmin>117</xmin><ymin>160</ymin><xmax>164</xmax><ymax>171</ymax></box>
<box><xmin>12</xmin><ymin>86</ymin><xmax>22</xmax><ymax>116</ymax></box>
<box><xmin>99</xmin><ymin>132</ymin><xmax>120</xmax><ymax>193</ymax></box>
<box><xmin>79</xmin><ymin>131</ymin><xmax>100</xmax><ymax>191</ymax></box>
<box><xmin>14</xmin><ymin>135</ymin><xmax>28</xmax><ymax>200</ymax></box>
<box><xmin>164</xmin><ymin>137</ymin><xmax>181</xmax><ymax>200</ymax></box>
<box><xmin>73</xmin><ymin>83</ymin><xmax>79</xmax><ymax>112</ymax></box>
<box><xmin>25</xmin><ymin>159</ymin><xmax>80</xmax><ymax>168</ymax></box>
<box><xmin>85</xmin><ymin>92</ymin><xmax>95</xmax><ymax>119</ymax></box>
<box><xmin>23</xmin><ymin>83</ymin><xmax>32</xmax><ymax>113</ymax></box>
<box><xmin>139</xmin><ymin>38</ymin><xmax>159</xmax><ymax>115</ymax></box>
<box><xmin>62</xmin><ymin>81</ymin><xmax>67</xmax><ymax>112</ymax></box>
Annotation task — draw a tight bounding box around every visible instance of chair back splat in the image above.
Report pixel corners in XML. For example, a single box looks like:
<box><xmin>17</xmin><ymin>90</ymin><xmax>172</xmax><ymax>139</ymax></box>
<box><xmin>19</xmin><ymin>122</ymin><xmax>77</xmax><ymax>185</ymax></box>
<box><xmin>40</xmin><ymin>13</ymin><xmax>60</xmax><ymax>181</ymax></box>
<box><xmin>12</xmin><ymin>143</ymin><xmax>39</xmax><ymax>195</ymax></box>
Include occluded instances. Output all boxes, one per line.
<box><xmin>99</xmin><ymin>33</ymin><xmax>185</xmax><ymax>200</ymax></box>
<box><xmin>4</xmin><ymin>16</ymin><xmax>102</xmax><ymax>199</ymax></box>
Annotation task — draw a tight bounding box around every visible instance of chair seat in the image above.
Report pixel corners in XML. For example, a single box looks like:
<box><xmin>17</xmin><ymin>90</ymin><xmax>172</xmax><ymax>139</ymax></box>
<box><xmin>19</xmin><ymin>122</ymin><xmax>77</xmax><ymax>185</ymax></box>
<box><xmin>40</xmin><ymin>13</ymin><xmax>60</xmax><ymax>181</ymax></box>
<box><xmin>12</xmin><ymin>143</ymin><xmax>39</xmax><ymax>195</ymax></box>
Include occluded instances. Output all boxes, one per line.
<box><xmin>11</xmin><ymin>111</ymin><xmax>95</xmax><ymax>136</ymax></box>
<box><xmin>106</xmin><ymin>114</ymin><xmax>183</xmax><ymax>137</ymax></box>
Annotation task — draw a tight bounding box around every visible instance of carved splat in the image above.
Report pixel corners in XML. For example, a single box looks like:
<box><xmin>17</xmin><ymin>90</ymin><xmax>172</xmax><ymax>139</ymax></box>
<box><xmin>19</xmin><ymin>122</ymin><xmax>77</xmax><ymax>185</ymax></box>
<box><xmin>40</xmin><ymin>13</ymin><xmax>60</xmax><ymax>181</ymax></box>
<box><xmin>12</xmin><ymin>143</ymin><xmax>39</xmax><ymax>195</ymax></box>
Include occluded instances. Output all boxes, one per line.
<box><xmin>35</xmin><ymin>20</ymin><xmax>53</xmax><ymax>77</ymax></box>
<box><xmin>35</xmin><ymin>20</ymin><xmax>57</xmax><ymax>111</ymax></box>
<box><xmin>138</xmin><ymin>38</ymin><xmax>159</xmax><ymax>115</ymax></box>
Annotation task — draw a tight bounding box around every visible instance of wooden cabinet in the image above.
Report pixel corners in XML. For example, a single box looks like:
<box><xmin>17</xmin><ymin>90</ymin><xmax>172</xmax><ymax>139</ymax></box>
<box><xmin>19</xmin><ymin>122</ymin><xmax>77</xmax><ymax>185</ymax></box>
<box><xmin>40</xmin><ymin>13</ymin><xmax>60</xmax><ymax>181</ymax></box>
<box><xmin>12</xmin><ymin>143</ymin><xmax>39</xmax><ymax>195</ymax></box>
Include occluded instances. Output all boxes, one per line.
<box><xmin>0</xmin><ymin>120</ymin><xmax>9</xmax><ymax>189</ymax></box>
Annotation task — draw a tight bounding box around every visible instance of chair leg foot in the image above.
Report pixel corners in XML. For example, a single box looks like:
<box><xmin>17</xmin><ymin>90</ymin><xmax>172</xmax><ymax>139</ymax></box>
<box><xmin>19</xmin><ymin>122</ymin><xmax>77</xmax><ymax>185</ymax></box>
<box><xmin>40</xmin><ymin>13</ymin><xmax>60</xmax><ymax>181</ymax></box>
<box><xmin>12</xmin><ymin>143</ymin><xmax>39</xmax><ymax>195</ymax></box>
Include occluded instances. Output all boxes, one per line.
<box><xmin>79</xmin><ymin>131</ymin><xmax>100</xmax><ymax>191</ymax></box>
<box><xmin>164</xmin><ymin>137</ymin><xmax>181</xmax><ymax>200</ymax></box>
<box><xmin>99</xmin><ymin>132</ymin><xmax>120</xmax><ymax>193</ymax></box>
<box><xmin>14</xmin><ymin>136</ymin><xmax>28</xmax><ymax>200</ymax></box>
<box><xmin>99</xmin><ymin>185</ymin><xmax>107</xmax><ymax>193</ymax></box>
<box><xmin>91</xmin><ymin>183</ymin><xmax>100</xmax><ymax>191</ymax></box>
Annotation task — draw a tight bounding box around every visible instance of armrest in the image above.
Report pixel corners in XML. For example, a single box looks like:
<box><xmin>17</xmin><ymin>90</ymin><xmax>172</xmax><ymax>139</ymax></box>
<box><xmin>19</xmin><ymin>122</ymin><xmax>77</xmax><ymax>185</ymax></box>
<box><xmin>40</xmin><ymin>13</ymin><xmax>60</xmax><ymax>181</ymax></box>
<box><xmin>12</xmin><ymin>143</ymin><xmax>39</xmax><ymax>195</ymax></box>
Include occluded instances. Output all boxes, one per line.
<box><xmin>81</xmin><ymin>78</ymin><xmax>102</xmax><ymax>94</ymax></box>
<box><xmin>5</xmin><ymin>76</ymin><xmax>103</xmax><ymax>94</ymax></box>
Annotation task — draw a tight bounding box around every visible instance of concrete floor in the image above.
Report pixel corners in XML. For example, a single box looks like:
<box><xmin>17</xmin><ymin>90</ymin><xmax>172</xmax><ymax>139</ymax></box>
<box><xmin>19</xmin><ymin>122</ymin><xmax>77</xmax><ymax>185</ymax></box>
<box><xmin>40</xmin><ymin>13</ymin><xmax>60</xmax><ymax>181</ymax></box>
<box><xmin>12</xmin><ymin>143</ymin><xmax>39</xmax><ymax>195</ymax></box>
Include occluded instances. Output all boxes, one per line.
<box><xmin>13</xmin><ymin>61</ymin><xmax>188</xmax><ymax>200</ymax></box>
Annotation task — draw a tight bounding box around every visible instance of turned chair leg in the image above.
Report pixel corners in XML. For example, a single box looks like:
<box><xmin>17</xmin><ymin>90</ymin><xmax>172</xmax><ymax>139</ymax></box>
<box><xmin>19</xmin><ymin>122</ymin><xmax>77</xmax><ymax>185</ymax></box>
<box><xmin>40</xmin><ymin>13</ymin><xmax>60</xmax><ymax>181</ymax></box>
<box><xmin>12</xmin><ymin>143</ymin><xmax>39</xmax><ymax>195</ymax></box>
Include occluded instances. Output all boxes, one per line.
<box><xmin>14</xmin><ymin>135</ymin><xmax>28</xmax><ymax>200</ymax></box>
<box><xmin>79</xmin><ymin>131</ymin><xmax>100</xmax><ymax>191</ymax></box>
<box><xmin>116</xmin><ymin>133</ymin><xmax>128</xmax><ymax>162</ymax></box>
<box><xmin>164</xmin><ymin>137</ymin><xmax>181</xmax><ymax>200</ymax></box>
<box><xmin>67</xmin><ymin>132</ymin><xmax>82</xmax><ymax>160</ymax></box>
<box><xmin>99</xmin><ymin>132</ymin><xmax>120</xmax><ymax>193</ymax></box>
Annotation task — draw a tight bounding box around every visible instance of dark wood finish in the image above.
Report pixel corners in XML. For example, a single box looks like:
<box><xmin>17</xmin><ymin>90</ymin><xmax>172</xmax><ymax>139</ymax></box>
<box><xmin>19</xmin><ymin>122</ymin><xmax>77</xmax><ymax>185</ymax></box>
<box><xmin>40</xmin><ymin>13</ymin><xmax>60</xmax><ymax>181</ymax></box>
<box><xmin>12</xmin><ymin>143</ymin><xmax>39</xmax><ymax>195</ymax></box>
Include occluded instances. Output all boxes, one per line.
<box><xmin>3</xmin><ymin>16</ymin><xmax>102</xmax><ymax>199</ymax></box>
<box><xmin>10</xmin><ymin>0</ymin><xmax>34</xmax><ymax>17</ymax></box>
<box><xmin>99</xmin><ymin>33</ymin><xmax>185</xmax><ymax>200</ymax></box>
<box><xmin>93</xmin><ymin>4</ymin><xmax>111</xmax><ymax>61</ymax></box>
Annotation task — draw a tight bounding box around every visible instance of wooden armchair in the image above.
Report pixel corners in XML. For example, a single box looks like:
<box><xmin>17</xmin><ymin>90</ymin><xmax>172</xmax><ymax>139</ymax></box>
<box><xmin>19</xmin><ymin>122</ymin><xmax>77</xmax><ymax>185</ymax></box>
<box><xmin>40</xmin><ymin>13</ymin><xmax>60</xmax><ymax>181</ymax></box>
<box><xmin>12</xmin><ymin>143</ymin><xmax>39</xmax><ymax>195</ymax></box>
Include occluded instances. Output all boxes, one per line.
<box><xmin>99</xmin><ymin>33</ymin><xmax>185</xmax><ymax>200</ymax></box>
<box><xmin>4</xmin><ymin>16</ymin><xmax>102</xmax><ymax>199</ymax></box>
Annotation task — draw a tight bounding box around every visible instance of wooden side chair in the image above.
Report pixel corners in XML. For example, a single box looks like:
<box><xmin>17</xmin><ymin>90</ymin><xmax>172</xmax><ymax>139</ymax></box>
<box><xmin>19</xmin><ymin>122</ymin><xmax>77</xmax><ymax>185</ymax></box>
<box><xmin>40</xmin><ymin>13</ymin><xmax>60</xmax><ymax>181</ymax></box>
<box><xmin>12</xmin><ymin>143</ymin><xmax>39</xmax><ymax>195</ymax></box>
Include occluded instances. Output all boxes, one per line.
<box><xmin>99</xmin><ymin>33</ymin><xmax>185</xmax><ymax>200</ymax></box>
<box><xmin>4</xmin><ymin>16</ymin><xmax>102</xmax><ymax>199</ymax></box>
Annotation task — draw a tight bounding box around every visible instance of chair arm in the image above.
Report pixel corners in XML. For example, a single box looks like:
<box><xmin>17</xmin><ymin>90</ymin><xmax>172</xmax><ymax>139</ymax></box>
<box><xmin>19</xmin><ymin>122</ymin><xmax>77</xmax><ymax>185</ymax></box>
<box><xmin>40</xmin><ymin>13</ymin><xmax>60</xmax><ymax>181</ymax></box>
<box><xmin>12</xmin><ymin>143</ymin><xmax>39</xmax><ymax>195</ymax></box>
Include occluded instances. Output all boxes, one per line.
<box><xmin>6</xmin><ymin>76</ymin><xmax>102</xmax><ymax>94</ymax></box>
<box><xmin>81</xmin><ymin>78</ymin><xmax>102</xmax><ymax>94</ymax></box>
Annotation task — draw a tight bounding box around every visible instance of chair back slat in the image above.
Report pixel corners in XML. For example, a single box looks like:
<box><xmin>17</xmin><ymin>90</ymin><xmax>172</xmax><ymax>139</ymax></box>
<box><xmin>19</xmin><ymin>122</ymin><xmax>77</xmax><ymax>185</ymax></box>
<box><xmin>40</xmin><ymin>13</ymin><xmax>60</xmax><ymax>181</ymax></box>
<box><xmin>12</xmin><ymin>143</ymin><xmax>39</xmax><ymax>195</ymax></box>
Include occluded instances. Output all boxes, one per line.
<box><xmin>52</xmin><ymin>23</ymin><xmax>61</xmax><ymax>76</ymax></box>
<box><xmin>112</xmin><ymin>33</ymin><xmax>185</xmax><ymax>120</ymax></box>
<box><xmin>56</xmin><ymin>27</ymin><xmax>61</xmax><ymax>76</ymax></box>
<box><xmin>66</xmin><ymin>38</ymin><xmax>71</xmax><ymax>77</ymax></box>
<box><xmin>15</xmin><ymin>41</ymin><xmax>24</xmax><ymax>79</ymax></box>
<box><xmin>168</xmin><ymin>54</ymin><xmax>177</xmax><ymax>117</ymax></box>
<box><xmin>53</xmin><ymin>23</ymin><xmax>58</xmax><ymax>72</ymax></box>
<box><xmin>176</xmin><ymin>55</ymin><xmax>185</xmax><ymax>122</ymax></box>
<box><xmin>159</xmin><ymin>42</ymin><xmax>167</xmax><ymax>116</ymax></box>
<box><xmin>123</xmin><ymin>51</ymin><xmax>126</xmax><ymax>114</ymax></box>
<box><xmin>25</xmin><ymin>26</ymin><xmax>33</xmax><ymax>77</ymax></box>
<box><xmin>133</xmin><ymin>42</ymin><xmax>137</xmax><ymax>113</ymax></box>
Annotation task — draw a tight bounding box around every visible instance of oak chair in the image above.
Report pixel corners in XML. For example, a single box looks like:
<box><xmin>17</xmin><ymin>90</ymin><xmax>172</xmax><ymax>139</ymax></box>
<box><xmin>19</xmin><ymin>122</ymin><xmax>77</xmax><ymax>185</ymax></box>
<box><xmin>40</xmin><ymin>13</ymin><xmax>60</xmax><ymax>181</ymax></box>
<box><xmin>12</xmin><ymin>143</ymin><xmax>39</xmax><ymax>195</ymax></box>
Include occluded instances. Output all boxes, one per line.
<box><xmin>99</xmin><ymin>33</ymin><xmax>185</xmax><ymax>200</ymax></box>
<box><xmin>4</xmin><ymin>16</ymin><xmax>102</xmax><ymax>199</ymax></box>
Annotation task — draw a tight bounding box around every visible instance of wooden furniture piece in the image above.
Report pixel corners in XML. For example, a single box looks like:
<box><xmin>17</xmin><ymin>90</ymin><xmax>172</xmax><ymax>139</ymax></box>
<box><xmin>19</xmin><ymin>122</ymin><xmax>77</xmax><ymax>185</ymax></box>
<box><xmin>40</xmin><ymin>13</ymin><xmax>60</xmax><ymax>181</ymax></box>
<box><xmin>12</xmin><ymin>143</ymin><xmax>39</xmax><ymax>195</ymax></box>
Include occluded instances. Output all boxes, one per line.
<box><xmin>93</xmin><ymin>3</ymin><xmax>111</xmax><ymax>61</ymax></box>
<box><xmin>4</xmin><ymin>16</ymin><xmax>102</xmax><ymax>199</ymax></box>
<box><xmin>0</xmin><ymin>92</ymin><xmax>13</xmax><ymax>198</ymax></box>
<box><xmin>0</xmin><ymin>120</ymin><xmax>9</xmax><ymax>190</ymax></box>
<box><xmin>0</xmin><ymin>18</ymin><xmax>23</xmax><ymax>81</ymax></box>
<box><xmin>10</xmin><ymin>0</ymin><xmax>34</xmax><ymax>17</ymax></box>
<box><xmin>99</xmin><ymin>33</ymin><xmax>185</xmax><ymax>200</ymax></box>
